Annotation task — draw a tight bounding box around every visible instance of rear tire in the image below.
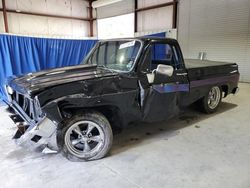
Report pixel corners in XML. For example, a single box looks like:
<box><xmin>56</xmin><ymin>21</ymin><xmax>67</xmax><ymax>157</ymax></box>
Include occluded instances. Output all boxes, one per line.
<box><xmin>199</xmin><ymin>86</ymin><xmax>222</xmax><ymax>114</ymax></box>
<box><xmin>58</xmin><ymin>111</ymin><xmax>113</xmax><ymax>161</ymax></box>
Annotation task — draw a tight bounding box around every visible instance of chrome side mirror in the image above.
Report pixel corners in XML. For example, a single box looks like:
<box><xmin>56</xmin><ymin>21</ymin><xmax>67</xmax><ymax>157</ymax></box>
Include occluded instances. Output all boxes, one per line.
<box><xmin>147</xmin><ymin>64</ymin><xmax>174</xmax><ymax>84</ymax></box>
<box><xmin>155</xmin><ymin>64</ymin><xmax>174</xmax><ymax>77</ymax></box>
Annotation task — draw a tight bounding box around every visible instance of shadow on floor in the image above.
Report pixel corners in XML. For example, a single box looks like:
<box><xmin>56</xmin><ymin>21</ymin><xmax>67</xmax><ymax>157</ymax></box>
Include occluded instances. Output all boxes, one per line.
<box><xmin>110</xmin><ymin>102</ymin><xmax>238</xmax><ymax>156</ymax></box>
<box><xmin>2</xmin><ymin>101</ymin><xmax>238</xmax><ymax>160</ymax></box>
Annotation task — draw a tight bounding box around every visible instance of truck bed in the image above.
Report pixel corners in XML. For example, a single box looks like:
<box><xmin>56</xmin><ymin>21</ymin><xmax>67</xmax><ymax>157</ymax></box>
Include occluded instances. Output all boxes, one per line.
<box><xmin>185</xmin><ymin>59</ymin><xmax>236</xmax><ymax>69</ymax></box>
<box><xmin>184</xmin><ymin>59</ymin><xmax>239</xmax><ymax>82</ymax></box>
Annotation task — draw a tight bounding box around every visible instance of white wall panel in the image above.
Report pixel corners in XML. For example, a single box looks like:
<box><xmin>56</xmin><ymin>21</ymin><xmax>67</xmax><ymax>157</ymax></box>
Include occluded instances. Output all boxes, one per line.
<box><xmin>178</xmin><ymin>0</ymin><xmax>250</xmax><ymax>82</ymax></box>
<box><xmin>72</xmin><ymin>20</ymin><xmax>90</xmax><ymax>38</ymax></box>
<box><xmin>96</xmin><ymin>0</ymin><xmax>134</xmax><ymax>19</ymax></box>
<box><xmin>1</xmin><ymin>0</ymin><xmax>92</xmax><ymax>38</ymax></box>
<box><xmin>5</xmin><ymin>12</ymin><xmax>90</xmax><ymax>38</ymax></box>
<box><xmin>71</xmin><ymin>0</ymin><xmax>91</xmax><ymax>18</ymax></box>
<box><xmin>0</xmin><ymin>14</ymin><xmax>4</xmax><ymax>33</ymax></box>
<box><xmin>48</xmin><ymin>18</ymin><xmax>72</xmax><ymax>37</ymax></box>
<box><xmin>137</xmin><ymin>6</ymin><xmax>173</xmax><ymax>32</ymax></box>
<box><xmin>7</xmin><ymin>13</ymin><xmax>49</xmax><ymax>35</ymax></box>
<box><xmin>46</xmin><ymin>0</ymin><xmax>73</xmax><ymax>17</ymax></box>
<box><xmin>97</xmin><ymin>13</ymin><xmax>134</xmax><ymax>39</ymax></box>
<box><xmin>6</xmin><ymin>0</ymin><xmax>47</xmax><ymax>14</ymax></box>
<box><xmin>6</xmin><ymin>0</ymin><xmax>89</xmax><ymax>18</ymax></box>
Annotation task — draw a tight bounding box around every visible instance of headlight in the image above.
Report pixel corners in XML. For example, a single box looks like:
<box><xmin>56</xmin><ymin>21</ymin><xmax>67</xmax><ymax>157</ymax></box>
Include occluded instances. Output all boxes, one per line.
<box><xmin>6</xmin><ymin>86</ymin><xmax>14</xmax><ymax>95</ymax></box>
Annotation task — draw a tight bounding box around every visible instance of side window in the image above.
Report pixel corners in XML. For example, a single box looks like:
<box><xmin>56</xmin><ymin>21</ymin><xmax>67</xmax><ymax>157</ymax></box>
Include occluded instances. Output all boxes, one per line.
<box><xmin>150</xmin><ymin>43</ymin><xmax>181</xmax><ymax>71</ymax></box>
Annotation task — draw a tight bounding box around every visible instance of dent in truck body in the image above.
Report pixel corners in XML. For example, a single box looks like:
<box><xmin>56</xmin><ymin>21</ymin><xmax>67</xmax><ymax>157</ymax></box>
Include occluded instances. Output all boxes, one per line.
<box><xmin>5</xmin><ymin>37</ymin><xmax>240</xmax><ymax>154</ymax></box>
<box><xmin>39</xmin><ymin>74</ymin><xmax>141</xmax><ymax>127</ymax></box>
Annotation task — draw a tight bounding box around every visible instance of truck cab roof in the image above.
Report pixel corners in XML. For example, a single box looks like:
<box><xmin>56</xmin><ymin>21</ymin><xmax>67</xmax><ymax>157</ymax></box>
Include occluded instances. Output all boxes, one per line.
<box><xmin>100</xmin><ymin>37</ymin><xmax>178</xmax><ymax>44</ymax></box>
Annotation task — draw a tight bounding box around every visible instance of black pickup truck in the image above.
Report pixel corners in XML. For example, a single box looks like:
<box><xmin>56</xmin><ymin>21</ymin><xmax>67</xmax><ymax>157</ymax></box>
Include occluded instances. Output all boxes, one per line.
<box><xmin>5</xmin><ymin>37</ymin><xmax>239</xmax><ymax>161</ymax></box>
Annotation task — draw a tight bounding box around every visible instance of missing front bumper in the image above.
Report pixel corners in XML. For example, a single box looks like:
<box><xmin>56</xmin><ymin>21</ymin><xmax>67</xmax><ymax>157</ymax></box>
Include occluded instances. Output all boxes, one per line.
<box><xmin>10</xmin><ymin>114</ymin><xmax>59</xmax><ymax>152</ymax></box>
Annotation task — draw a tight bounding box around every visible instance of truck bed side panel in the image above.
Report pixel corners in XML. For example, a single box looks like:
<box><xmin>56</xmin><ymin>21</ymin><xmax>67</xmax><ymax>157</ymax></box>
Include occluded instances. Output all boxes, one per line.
<box><xmin>183</xmin><ymin>59</ymin><xmax>239</xmax><ymax>105</ymax></box>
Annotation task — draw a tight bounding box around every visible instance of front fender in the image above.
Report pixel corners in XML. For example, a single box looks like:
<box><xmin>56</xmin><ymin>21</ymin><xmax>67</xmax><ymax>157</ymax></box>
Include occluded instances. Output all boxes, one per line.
<box><xmin>41</xmin><ymin>90</ymin><xmax>140</xmax><ymax>128</ymax></box>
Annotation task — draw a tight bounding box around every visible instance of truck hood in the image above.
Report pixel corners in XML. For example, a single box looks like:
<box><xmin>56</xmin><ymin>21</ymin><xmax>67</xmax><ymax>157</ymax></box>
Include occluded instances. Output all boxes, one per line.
<box><xmin>8</xmin><ymin>64</ymin><xmax>118</xmax><ymax>95</ymax></box>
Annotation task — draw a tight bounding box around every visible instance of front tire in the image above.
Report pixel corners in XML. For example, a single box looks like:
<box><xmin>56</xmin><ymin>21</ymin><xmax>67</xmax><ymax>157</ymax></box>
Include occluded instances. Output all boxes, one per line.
<box><xmin>58</xmin><ymin>111</ymin><xmax>113</xmax><ymax>161</ymax></box>
<box><xmin>199</xmin><ymin>86</ymin><xmax>222</xmax><ymax>113</ymax></box>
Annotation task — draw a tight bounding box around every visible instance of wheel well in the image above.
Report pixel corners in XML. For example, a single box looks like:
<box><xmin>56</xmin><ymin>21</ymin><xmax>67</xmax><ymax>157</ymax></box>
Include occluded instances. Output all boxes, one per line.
<box><xmin>61</xmin><ymin>105</ymin><xmax>124</xmax><ymax>132</ymax></box>
<box><xmin>221</xmin><ymin>85</ymin><xmax>229</xmax><ymax>97</ymax></box>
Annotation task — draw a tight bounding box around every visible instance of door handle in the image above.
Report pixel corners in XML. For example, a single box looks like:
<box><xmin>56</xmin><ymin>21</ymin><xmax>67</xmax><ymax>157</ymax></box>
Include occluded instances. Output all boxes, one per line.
<box><xmin>176</xmin><ymin>73</ymin><xmax>187</xmax><ymax>76</ymax></box>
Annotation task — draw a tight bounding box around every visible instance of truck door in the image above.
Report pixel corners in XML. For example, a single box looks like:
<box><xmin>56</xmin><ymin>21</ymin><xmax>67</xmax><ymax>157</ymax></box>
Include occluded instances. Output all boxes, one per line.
<box><xmin>139</xmin><ymin>42</ymin><xmax>189</xmax><ymax>122</ymax></box>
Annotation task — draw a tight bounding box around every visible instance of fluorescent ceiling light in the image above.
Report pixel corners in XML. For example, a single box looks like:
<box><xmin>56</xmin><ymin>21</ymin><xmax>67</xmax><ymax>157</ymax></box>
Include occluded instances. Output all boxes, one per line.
<box><xmin>92</xmin><ymin>0</ymin><xmax>123</xmax><ymax>8</ymax></box>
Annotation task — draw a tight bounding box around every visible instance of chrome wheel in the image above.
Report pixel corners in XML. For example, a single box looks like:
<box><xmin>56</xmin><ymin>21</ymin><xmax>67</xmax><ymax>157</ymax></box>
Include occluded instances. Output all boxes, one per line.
<box><xmin>64</xmin><ymin>120</ymin><xmax>105</xmax><ymax>158</ymax></box>
<box><xmin>207</xmin><ymin>86</ymin><xmax>221</xmax><ymax>109</ymax></box>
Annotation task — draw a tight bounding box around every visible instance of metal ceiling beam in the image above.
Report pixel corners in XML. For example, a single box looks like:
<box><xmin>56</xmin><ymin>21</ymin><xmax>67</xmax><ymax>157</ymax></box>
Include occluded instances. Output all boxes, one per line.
<box><xmin>89</xmin><ymin>0</ymin><xmax>94</xmax><ymax>37</ymax></box>
<box><xmin>172</xmin><ymin>0</ymin><xmax>178</xmax><ymax>28</ymax></box>
<box><xmin>2</xmin><ymin>0</ymin><xmax>9</xmax><ymax>33</ymax></box>
<box><xmin>134</xmin><ymin>0</ymin><xmax>138</xmax><ymax>33</ymax></box>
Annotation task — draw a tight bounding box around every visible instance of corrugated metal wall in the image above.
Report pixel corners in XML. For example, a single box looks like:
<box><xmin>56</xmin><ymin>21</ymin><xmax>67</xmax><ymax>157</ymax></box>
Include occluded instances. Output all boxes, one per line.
<box><xmin>178</xmin><ymin>0</ymin><xmax>250</xmax><ymax>82</ymax></box>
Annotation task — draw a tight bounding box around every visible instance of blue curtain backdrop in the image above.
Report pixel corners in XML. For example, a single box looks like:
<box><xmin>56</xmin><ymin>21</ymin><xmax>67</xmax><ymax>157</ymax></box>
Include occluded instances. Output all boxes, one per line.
<box><xmin>147</xmin><ymin>32</ymin><xmax>166</xmax><ymax>38</ymax></box>
<box><xmin>0</xmin><ymin>34</ymin><xmax>97</xmax><ymax>100</ymax></box>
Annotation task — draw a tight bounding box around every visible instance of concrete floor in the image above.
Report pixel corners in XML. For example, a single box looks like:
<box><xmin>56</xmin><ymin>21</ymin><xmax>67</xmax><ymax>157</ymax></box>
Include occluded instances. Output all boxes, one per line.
<box><xmin>0</xmin><ymin>83</ymin><xmax>249</xmax><ymax>188</ymax></box>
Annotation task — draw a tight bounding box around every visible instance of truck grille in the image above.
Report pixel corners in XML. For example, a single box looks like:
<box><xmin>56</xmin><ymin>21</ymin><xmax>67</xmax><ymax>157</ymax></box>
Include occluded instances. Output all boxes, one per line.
<box><xmin>11</xmin><ymin>91</ymin><xmax>35</xmax><ymax>120</ymax></box>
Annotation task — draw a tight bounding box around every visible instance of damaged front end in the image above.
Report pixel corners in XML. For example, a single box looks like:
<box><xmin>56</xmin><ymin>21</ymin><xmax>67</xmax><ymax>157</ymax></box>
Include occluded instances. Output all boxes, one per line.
<box><xmin>7</xmin><ymin>87</ymin><xmax>59</xmax><ymax>153</ymax></box>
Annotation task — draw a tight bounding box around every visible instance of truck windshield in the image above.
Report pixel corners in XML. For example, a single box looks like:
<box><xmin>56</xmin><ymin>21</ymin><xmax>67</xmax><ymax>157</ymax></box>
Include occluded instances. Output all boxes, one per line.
<box><xmin>84</xmin><ymin>40</ymin><xmax>141</xmax><ymax>72</ymax></box>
